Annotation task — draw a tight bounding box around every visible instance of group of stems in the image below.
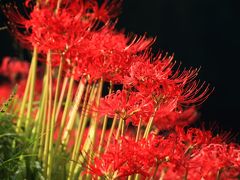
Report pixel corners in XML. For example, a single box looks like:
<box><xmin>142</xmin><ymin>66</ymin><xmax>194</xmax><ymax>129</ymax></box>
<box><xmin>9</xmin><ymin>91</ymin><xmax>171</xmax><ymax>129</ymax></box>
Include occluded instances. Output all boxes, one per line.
<box><xmin>13</xmin><ymin>2</ymin><xmax>158</xmax><ymax>179</ymax></box>
<box><xmin>15</xmin><ymin>46</ymin><xmax>158</xmax><ymax>179</ymax></box>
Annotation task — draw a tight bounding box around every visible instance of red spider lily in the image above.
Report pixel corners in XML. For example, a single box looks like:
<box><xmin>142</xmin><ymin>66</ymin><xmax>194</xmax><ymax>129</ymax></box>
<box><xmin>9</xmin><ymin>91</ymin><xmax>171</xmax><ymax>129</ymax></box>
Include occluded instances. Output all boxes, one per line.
<box><xmin>3</xmin><ymin>0</ymin><xmax>155</xmax><ymax>83</ymax></box>
<box><xmin>124</xmin><ymin>56</ymin><xmax>212</xmax><ymax>106</ymax></box>
<box><xmin>154</xmin><ymin>107</ymin><xmax>198</xmax><ymax>130</ymax></box>
<box><xmin>87</xmin><ymin>135</ymin><xmax>158</xmax><ymax>179</ymax></box>
<box><xmin>0</xmin><ymin>84</ymin><xmax>12</xmax><ymax>104</ymax></box>
<box><xmin>188</xmin><ymin>143</ymin><xmax>240</xmax><ymax>179</ymax></box>
<box><xmin>86</xmin><ymin>128</ymin><xmax>240</xmax><ymax>179</ymax></box>
<box><xmin>0</xmin><ymin>57</ymin><xmax>29</xmax><ymax>82</ymax></box>
<box><xmin>98</xmin><ymin>90</ymin><xmax>152</xmax><ymax>120</ymax></box>
<box><xmin>2</xmin><ymin>0</ymin><xmax>121</xmax><ymax>52</ymax></box>
<box><xmin>75</xmin><ymin>29</ymin><xmax>155</xmax><ymax>82</ymax></box>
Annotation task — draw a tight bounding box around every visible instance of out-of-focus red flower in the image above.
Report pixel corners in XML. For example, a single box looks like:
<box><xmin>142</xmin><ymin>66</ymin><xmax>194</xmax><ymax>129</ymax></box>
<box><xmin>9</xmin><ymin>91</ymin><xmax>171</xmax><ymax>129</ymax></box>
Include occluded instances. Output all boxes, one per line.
<box><xmin>188</xmin><ymin>143</ymin><xmax>240</xmax><ymax>179</ymax></box>
<box><xmin>0</xmin><ymin>84</ymin><xmax>12</xmax><ymax>104</ymax></box>
<box><xmin>154</xmin><ymin>107</ymin><xmax>198</xmax><ymax>130</ymax></box>
<box><xmin>0</xmin><ymin>57</ymin><xmax>29</xmax><ymax>83</ymax></box>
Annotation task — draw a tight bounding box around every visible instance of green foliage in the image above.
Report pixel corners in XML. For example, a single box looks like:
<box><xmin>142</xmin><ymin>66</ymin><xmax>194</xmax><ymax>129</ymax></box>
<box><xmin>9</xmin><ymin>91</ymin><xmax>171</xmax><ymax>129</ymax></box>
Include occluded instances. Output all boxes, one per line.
<box><xmin>0</xmin><ymin>89</ymin><xmax>45</xmax><ymax>179</ymax></box>
<box><xmin>0</xmin><ymin>100</ymin><xmax>69</xmax><ymax>179</ymax></box>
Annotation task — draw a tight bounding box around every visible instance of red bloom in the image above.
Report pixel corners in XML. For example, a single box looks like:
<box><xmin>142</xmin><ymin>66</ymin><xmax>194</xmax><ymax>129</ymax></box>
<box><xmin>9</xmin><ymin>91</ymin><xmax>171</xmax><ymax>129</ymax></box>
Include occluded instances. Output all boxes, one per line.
<box><xmin>87</xmin><ymin>135</ymin><xmax>159</xmax><ymax>178</ymax></box>
<box><xmin>0</xmin><ymin>84</ymin><xmax>12</xmax><ymax>104</ymax></box>
<box><xmin>2</xmin><ymin>0</ymin><xmax>122</xmax><ymax>53</ymax></box>
<box><xmin>154</xmin><ymin>107</ymin><xmax>198</xmax><ymax>130</ymax></box>
<box><xmin>0</xmin><ymin>57</ymin><xmax>29</xmax><ymax>83</ymax></box>
<box><xmin>98</xmin><ymin>90</ymin><xmax>151</xmax><ymax>121</ymax></box>
<box><xmin>3</xmin><ymin>0</ymin><xmax>155</xmax><ymax>82</ymax></box>
<box><xmin>86</xmin><ymin>127</ymin><xmax>240</xmax><ymax>179</ymax></box>
<box><xmin>188</xmin><ymin>143</ymin><xmax>240</xmax><ymax>179</ymax></box>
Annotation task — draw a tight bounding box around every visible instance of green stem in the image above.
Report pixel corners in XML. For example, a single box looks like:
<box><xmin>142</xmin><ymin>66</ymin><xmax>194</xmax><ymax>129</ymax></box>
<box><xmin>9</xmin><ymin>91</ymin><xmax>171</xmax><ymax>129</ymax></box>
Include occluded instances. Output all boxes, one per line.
<box><xmin>25</xmin><ymin>47</ymin><xmax>38</xmax><ymax>133</ymax></box>
<box><xmin>97</xmin><ymin>82</ymin><xmax>113</xmax><ymax>154</ymax></box>
<box><xmin>51</xmin><ymin>57</ymin><xmax>63</xmax><ymax>124</ymax></box>
<box><xmin>62</xmin><ymin>77</ymin><xmax>86</xmax><ymax>147</ymax></box>
<box><xmin>16</xmin><ymin>47</ymin><xmax>37</xmax><ymax>133</ymax></box>
<box><xmin>38</xmin><ymin>86</ymin><xmax>48</xmax><ymax>160</ymax></box>
<box><xmin>33</xmin><ymin>74</ymin><xmax>48</xmax><ymax>155</ymax></box>
<box><xmin>72</xmin><ymin>84</ymin><xmax>99</xmax><ymax>179</ymax></box>
<box><xmin>43</xmin><ymin>51</ymin><xmax>52</xmax><ymax>175</ymax></box>
<box><xmin>38</xmin><ymin>92</ymin><xmax>48</xmax><ymax>160</ymax></box>
<box><xmin>106</xmin><ymin>114</ymin><xmax>117</xmax><ymax>150</ymax></box>
<box><xmin>143</xmin><ymin>108</ymin><xmax>157</xmax><ymax>138</ymax></box>
<box><xmin>47</xmin><ymin>57</ymin><xmax>63</xmax><ymax>179</ymax></box>
<box><xmin>73</xmin><ymin>79</ymin><xmax>103</xmax><ymax>178</ymax></box>
<box><xmin>84</xmin><ymin>79</ymin><xmax>103</xmax><ymax>177</ymax></box>
<box><xmin>68</xmin><ymin>84</ymin><xmax>91</xmax><ymax>180</ymax></box>
<box><xmin>116</xmin><ymin>118</ymin><xmax>123</xmax><ymax>140</ymax></box>
<box><xmin>55</xmin><ymin>76</ymin><xmax>68</xmax><ymax>123</ymax></box>
<box><xmin>56</xmin><ymin>75</ymin><xmax>74</xmax><ymax>148</ymax></box>
<box><xmin>135</xmin><ymin>118</ymin><xmax>142</xmax><ymax>142</ymax></box>
<box><xmin>143</xmin><ymin>116</ymin><xmax>154</xmax><ymax>138</ymax></box>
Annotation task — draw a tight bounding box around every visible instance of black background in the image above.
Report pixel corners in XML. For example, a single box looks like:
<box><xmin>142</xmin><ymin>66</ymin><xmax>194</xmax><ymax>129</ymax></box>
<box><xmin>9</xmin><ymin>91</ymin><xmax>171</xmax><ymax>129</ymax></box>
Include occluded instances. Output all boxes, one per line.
<box><xmin>0</xmin><ymin>0</ymin><xmax>239</xmax><ymax>137</ymax></box>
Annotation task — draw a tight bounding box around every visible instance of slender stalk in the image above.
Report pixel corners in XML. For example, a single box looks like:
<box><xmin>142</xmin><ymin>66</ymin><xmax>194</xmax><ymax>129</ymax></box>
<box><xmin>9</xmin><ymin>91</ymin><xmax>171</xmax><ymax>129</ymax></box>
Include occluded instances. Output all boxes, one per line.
<box><xmin>97</xmin><ymin>115</ymin><xmax>108</xmax><ymax>153</ymax></box>
<box><xmin>38</xmin><ymin>68</ymin><xmax>49</xmax><ymax>160</ymax></box>
<box><xmin>135</xmin><ymin>117</ymin><xmax>142</xmax><ymax>142</ymax></box>
<box><xmin>97</xmin><ymin>82</ymin><xmax>113</xmax><ymax>154</ymax></box>
<box><xmin>43</xmin><ymin>51</ymin><xmax>53</xmax><ymax>176</ymax></box>
<box><xmin>56</xmin><ymin>75</ymin><xmax>74</xmax><ymax>148</ymax></box>
<box><xmin>25</xmin><ymin>47</ymin><xmax>38</xmax><ymax>133</ymax></box>
<box><xmin>159</xmin><ymin>168</ymin><xmax>167</xmax><ymax>180</ymax></box>
<box><xmin>16</xmin><ymin>47</ymin><xmax>37</xmax><ymax>133</ymax></box>
<box><xmin>121</xmin><ymin>120</ymin><xmax>125</xmax><ymax>136</ymax></box>
<box><xmin>116</xmin><ymin>118</ymin><xmax>123</xmax><ymax>140</ymax></box>
<box><xmin>55</xmin><ymin>76</ymin><xmax>68</xmax><ymax>122</ymax></box>
<box><xmin>106</xmin><ymin>114</ymin><xmax>118</xmax><ymax>150</ymax></box>
<box><xmin>151</xmin><ymin>163</ymin><xmax>160</xmax><ymax>180</ymax></box>
<box><xmin>55</xmin><ymin>0</ymin><xmax>62</xmax><ymax>14</ymax></box>
<box><xmin>143</xmin><ymin>116</ymin><xmax>154</xmax><ymax>138</ymax></box>
<box><xmin>68</xmin><ymin>84</ymin><xmax>91</xmax><ymax>179</ymax></box>
<box><xmin>33</xmin><ymin>74</ymin><xmax>48</xmax><ymax>155</ymax></box>
<box><xmin>72</xmin><ymin>84</ymin><xmax>98</xmax><ymax>179</ymax></box>
<box><xmin>62</xmin><ymin>78</ymin><xmax>86</xmax><ymax>147</ymax></box>
<box><xmin>47</xmin><ymin>56</ymin><xmax>63</xmax><ymax>179</ymax></box>
<box><xmin>73</xmin><ymin>79</ymin><xmax>103</xmax><ymax>178</ymax></box>
<box><xmin>51</xmin><ymin>57</ymin><xmax>63</xmax><ymax>123</ymax></box>
<box><xmin>47</xmin><ymin>60</ymin><xmax>57</xmax><ymax>180</ymax></box>
<box><xmin>84</xmin><ymin>79</ymin><xmax>103</xmax><ymax>178</ymax></box>
<box><xmin>16</xmin><ymin>70</ymin><xmax>31</xmax><ymax>132</ymax></box>
<box><xmin>143</xmin><ymin>108</ymin><xmax>157</xmax><ymax>138</ymax></box>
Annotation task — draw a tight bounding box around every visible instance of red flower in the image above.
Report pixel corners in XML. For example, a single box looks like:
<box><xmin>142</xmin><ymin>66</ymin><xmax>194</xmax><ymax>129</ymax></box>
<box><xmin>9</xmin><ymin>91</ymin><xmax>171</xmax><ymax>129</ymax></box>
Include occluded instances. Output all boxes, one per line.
<box><xmin>98</xmin><ymin>90</ymin><xmax>151</xmax><ymax>121</ymax></box>
<box><xmin>3</xmin><ymin>0</ymin><xmax>155</xmax><ymax>82</ymax></box>
<box><xmin>87</xmin><ymin>135</ymin><xmax>159</xmax><ymax>178</ymax></box>
<box><xmin>0</xmin><ymin>84</ymin><xmax>12</xmax><ymax>104</ymax></box>
<box><xmin>154</xmin><ymin>107</ymin><xmax>198</xmax><ymax>130</ymax></box>
<box><xmin>188</xmin><ymin>143</ymin><xmax>240</xmax><ymax>179</ymax></box>
<box><xmin>2</xmin><ymin>0</ymin><xmax>122</xmax><ymax>53</ymax></box>
<box><xmin>0</xmin><ymin>57</ymin><xmax>29</xmax><ymax>83</ymax></box>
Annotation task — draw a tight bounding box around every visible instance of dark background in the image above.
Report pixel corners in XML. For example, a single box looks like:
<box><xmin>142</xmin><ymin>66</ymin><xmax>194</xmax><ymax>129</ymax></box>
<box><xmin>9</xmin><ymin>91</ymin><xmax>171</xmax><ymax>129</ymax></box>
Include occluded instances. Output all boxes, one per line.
<box><xmin>0</xmin><ymin>0</ymin><xmax>239</xmax><ymax>137</ymax></box>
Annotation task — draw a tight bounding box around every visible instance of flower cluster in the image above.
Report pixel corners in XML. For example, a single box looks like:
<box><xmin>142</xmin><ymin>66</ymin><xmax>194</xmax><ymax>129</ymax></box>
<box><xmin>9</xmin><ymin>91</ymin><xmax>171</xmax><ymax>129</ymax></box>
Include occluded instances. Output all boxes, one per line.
<box><xmin>88</xmin><ymin>127</ymin><xmax>240</xmax><ymax>179</ymax></box>
<box><xmin>3</xmin><ymin>0</ymin><xmax>154</xmax><ymax>82</ymax></box>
